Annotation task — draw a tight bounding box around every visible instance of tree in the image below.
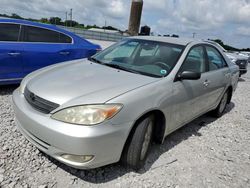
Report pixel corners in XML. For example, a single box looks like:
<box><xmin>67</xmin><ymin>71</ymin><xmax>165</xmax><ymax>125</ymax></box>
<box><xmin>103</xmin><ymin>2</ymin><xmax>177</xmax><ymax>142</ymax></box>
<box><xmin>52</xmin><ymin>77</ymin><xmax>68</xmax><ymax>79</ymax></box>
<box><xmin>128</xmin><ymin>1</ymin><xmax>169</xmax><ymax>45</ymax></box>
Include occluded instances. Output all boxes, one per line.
<box><xmin>210</xmin><ymin>39</ymin><xmax>239</xmax><ymax>51</ymax></box>
<box><xmin>79</xmin><ymin>24</ymin><xmax>85</xmax><ymax>28</ymax></box>
<box><xmin>85</xmin><ymin>24</ymin><xmax>100</xmax><ymax>29</ymax></box>
<box><xmin>40</xmin><ymin>18</ymin><xmax>49</xmax><ymax>23</ymax></box>
<box><xmin>171</xmin><ymin>34</ymin><xmax>179</xmax><ymax>38</ymax></box>
<box><xmin>11</xmin><ymin>13</ymin><xmax>23</xmax><ymax>19</ymax></box>
<box><xmin>102</xmin><ymin>26</ymin><xmax>118</xmax><ymax>31</ymax></box>
<box><xmin>64</xmin><ymin>20</ymin><xmax>78</xmax><ymax>27</ymax></box>
<box><xmin>0</xmin><ymin>14</ymin><xmax>9</xmax><ymax>18</ymax></box>
<box><xmin>49</xmin><ymin>17</ymin><xmax>62</xmax><ymax>25</ymax></box>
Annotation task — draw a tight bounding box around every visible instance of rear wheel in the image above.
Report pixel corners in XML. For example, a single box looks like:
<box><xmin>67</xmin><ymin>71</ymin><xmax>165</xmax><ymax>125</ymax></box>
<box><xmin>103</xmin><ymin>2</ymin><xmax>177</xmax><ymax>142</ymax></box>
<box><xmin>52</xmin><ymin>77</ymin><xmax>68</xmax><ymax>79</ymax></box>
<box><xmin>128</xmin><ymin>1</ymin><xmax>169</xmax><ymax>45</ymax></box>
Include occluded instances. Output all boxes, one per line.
<box><xmin>122</xmin><ymin>116</ymin><xmax>154</xmax><ymax>170</ymax></box>
<box><xmin>211</xmin><ymin>90</ymin><xmax>229</xmax><ymax>117</ymax></box>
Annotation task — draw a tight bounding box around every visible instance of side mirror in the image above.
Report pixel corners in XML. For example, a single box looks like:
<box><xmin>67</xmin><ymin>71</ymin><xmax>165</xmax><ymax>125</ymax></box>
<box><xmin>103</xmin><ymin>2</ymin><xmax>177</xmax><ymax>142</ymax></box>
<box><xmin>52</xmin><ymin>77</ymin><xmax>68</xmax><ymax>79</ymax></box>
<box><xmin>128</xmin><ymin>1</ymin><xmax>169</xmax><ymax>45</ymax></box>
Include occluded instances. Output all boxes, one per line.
<box><xmin>177</xmin><ymin>71</ymin><xmax>201</xmax><ymax>80</ymax></box>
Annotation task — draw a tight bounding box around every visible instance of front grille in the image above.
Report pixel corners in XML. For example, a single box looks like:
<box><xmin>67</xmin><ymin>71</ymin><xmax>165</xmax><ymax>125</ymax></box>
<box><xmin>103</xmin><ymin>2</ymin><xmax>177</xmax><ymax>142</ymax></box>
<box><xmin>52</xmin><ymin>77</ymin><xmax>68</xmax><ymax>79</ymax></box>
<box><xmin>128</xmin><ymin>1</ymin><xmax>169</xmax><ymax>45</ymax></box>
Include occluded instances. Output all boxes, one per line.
<box><xmin>236</xmin><ymin>60</ymin><xmax>247</xmax><ymax>68</ymax></box>
<box><xmin>24</xmin><ymin>87</ymin><xmax>59</xmax><ymax>114</ymax></box>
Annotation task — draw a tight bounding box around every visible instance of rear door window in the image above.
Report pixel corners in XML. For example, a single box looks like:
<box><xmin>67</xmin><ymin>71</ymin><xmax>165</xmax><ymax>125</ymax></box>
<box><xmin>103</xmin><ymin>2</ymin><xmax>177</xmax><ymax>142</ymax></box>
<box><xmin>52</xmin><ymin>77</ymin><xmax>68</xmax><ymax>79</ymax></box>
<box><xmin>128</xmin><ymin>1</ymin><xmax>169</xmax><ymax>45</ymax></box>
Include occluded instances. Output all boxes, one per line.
<box><xmin>22</xmin><ymin>26</ymin><xmax>72</xmax><ymax>43</ymax></box>
<box><xmin>0</xmin><ymin>23</ymin><xmax>20</xmax><ymax>42</ymax></box>
<box><xmin>205</xmin><ymin>46</ymin><xmax>227</xmax><ymax>71</ymax></box>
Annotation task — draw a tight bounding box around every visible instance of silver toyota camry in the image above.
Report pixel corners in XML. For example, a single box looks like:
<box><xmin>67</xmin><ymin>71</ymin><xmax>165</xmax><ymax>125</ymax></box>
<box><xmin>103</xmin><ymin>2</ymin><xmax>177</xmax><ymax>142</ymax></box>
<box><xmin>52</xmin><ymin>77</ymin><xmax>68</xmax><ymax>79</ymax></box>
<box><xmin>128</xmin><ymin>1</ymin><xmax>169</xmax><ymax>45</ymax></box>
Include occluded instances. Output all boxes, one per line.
<box><xmin>13</xmin><ymin>36</ymin><xmax>239</xmax><ymax>170</ymax></box>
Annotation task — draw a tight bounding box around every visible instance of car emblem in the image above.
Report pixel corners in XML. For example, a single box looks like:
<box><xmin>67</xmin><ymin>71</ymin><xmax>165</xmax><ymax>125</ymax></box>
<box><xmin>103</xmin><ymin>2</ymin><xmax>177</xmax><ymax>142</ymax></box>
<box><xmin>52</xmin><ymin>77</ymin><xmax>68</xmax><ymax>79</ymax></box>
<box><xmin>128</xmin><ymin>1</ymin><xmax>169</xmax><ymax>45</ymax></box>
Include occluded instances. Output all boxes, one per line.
<box><xmin>30</xmin><ymin>93</ymin><xmax>36</xmax><ymax>102</ymax></box>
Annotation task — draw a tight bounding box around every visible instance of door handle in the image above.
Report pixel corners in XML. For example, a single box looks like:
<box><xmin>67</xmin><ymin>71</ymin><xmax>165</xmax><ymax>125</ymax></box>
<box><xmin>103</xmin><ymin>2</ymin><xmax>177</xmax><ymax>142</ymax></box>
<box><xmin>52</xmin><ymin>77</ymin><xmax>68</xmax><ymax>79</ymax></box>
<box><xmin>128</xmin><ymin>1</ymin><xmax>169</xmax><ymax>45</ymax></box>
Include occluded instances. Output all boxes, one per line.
<box><xmin>203</xmin><ymin>80</ymin><xmax>211</xmax><ymax>87</ymax></box>
<box><xmin>59</xmin><ymin>51</ymin><xmax>70</xmax><ymax>55</ymax></box>
<box><xmin>8</xmin><ymin>52</ymin><xmax>20</xmax><ymax>56</ymax></box>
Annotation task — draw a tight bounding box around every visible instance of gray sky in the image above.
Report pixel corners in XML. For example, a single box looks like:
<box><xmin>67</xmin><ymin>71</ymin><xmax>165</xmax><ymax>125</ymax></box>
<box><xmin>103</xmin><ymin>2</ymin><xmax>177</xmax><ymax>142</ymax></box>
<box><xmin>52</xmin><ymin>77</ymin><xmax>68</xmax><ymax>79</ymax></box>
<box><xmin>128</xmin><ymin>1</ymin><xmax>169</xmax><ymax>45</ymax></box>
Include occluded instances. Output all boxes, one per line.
<box><xmin>1</xmin><ymin>0</ymin><xmax>250</xmax><ymax>48</ymax></box>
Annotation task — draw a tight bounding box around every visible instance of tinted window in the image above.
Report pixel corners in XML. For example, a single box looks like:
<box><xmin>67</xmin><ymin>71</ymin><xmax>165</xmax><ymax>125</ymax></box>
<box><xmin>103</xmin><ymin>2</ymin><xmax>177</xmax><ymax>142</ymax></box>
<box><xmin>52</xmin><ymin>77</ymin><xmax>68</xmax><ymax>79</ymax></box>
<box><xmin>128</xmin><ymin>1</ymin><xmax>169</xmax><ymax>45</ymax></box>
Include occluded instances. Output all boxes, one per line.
<box><xmin>23</xmin><ymin>26</ymin><xmax>72</xmax><ymax>43</ymax></box>
<box><xmin>0</xmin><ymin>23</ymin><xmax>20</xmax><ymax>41</ymax></box>
<box><xmin>180</xmin><ymin>46</ymin><xmax>206</xmax><ymax>73</ymax></box>
<box><xmin>59</xmin><ymin>33</ymin><xmax>72</xmax><ymax>43</ymax></box>
<box><xmin>206</xmin><ymin>46</ymin><xmax>227</xmax><ymax>71</ymax></box>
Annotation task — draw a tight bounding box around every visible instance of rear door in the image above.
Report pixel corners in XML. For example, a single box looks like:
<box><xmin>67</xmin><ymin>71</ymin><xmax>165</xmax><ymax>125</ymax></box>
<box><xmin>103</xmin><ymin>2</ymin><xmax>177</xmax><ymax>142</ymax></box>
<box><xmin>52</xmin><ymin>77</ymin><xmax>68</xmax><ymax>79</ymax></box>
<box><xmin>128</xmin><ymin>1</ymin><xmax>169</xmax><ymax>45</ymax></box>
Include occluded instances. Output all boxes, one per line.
<box><xmin>21</xmin><ymin>25</ymin><xmax>73</xmax><ymax>75</ymax></box>
<box><xmin>203</xmin><ymin>45</ymin><xmax>230</xmax><ymax>108</ymax></box>
<box><xmin>0</xmin><ymin>23</ymin><xmax>23</xmax><ymax>82</ymax></box>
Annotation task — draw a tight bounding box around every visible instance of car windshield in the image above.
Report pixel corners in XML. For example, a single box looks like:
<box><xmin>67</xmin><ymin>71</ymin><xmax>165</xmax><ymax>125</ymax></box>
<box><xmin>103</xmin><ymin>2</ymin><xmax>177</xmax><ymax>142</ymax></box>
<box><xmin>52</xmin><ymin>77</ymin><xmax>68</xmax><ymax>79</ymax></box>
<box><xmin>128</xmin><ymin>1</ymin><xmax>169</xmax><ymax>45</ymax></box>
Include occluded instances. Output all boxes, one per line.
<box><xmin>91</xmin><ymin>39</ymin><xmax>185</xmax><ymax>78</ymax></box>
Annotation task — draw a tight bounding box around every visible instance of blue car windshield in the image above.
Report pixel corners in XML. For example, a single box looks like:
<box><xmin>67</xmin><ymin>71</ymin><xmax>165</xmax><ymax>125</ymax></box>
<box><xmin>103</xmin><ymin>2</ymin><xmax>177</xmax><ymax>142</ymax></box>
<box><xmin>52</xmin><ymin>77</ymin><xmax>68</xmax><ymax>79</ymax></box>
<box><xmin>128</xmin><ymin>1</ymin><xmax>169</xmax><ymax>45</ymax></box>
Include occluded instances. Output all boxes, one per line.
<box><xmin>92</xmin><ymin>39</ymin><xmax>184</xmax><ymax>78</ymax></box>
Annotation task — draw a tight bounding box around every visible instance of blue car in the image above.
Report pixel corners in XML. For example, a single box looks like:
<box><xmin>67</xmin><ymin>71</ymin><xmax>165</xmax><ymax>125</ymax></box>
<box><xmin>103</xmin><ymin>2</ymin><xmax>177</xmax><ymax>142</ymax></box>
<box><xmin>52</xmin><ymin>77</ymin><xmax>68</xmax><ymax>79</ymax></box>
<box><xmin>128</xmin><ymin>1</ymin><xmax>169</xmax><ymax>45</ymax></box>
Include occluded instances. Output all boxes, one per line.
<box><xmin>0</xmin><ymin>19</ymin><xmax>101</xmax><ymax>85</ymax></box>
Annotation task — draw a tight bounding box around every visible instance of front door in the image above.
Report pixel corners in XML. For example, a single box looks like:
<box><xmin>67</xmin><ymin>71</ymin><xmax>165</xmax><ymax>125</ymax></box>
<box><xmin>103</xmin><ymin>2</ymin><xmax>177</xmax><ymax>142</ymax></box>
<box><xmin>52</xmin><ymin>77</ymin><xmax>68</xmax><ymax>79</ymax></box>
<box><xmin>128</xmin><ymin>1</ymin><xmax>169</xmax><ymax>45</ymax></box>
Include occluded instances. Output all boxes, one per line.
<box><xmin>170</xmin><ymin>45</ymin><xmax>211</xmax><ymax>131</ymax></box>
<box><xmin>202</xmin><ymin>45</ymin><xmax>231</xmax><ymax>108</ymax></box>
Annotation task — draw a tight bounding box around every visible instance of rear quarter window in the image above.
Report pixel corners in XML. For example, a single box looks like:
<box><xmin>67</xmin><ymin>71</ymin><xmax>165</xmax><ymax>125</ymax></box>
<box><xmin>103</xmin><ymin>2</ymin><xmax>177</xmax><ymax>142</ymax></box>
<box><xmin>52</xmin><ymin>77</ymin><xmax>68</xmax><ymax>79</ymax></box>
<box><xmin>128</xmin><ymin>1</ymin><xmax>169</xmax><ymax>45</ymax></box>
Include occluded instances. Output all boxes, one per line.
<box><xmin>206</xmin><ymin>46</ymin><xmax>227</xmax><ymax>71</ymax></box>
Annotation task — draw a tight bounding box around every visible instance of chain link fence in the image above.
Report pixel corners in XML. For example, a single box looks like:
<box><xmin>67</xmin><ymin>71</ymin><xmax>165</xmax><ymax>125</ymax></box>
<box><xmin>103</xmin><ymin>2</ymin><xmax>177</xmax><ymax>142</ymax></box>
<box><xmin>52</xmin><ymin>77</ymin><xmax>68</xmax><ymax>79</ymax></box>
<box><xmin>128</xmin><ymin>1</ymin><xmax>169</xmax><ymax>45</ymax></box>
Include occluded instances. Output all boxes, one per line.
<box><xmin>60</xmin><ymin>26</ymin><xmax>126</xmax><ymax>42</ymax></box>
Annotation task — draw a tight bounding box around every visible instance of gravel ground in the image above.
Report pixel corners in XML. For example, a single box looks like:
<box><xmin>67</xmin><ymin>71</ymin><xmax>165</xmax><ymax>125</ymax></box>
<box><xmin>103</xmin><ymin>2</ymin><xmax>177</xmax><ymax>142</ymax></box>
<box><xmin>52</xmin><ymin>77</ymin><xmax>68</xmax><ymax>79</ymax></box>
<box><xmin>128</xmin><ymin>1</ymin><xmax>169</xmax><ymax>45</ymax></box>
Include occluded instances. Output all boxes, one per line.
<box><xmin>0</xmin><ymin>69</ymin><xmax>250</xmax><ymax>188</ymax></box>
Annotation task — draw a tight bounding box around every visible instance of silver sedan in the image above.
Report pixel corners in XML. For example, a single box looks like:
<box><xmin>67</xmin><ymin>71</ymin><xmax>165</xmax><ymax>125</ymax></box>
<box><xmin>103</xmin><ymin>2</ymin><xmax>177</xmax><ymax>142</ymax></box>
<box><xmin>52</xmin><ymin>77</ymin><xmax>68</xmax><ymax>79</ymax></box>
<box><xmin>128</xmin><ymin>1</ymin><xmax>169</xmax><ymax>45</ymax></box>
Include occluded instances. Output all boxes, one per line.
<box><xmin>13</xmin><ymin>36</ymin><xmax>239</xmax><ymax>170</ymax></box>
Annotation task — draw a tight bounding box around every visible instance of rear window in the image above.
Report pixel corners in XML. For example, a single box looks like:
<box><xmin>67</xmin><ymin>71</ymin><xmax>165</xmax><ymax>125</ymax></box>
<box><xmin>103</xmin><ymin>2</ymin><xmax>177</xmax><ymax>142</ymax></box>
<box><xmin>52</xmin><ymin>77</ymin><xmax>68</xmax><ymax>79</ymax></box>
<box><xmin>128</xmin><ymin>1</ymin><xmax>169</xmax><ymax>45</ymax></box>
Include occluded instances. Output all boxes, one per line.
<box><xmin>0</xmin><ymin>23</ymin><xmax>20</xmax><ymax>42</ymax></box>
<box><xmin>23</xmin><ymin>26</ymin><xmax>72</xmax><ymax>43</ymax></box>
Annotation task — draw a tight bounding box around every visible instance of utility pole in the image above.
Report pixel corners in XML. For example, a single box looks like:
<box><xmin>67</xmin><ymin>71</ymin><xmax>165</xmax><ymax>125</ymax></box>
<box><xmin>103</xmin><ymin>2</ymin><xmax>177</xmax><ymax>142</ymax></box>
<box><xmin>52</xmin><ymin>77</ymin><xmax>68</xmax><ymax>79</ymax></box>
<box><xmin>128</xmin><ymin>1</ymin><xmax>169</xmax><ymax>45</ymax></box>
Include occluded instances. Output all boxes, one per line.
<box><xmin>128</xmin><ymin>0</ymin><xmax>143</xmax><ymax>36</ymax></box>
<box><xmin>104</xmin><ymin>20</ymin><xmax>107</xmax><ymax>32</ymax></box>
<box><xmin>192</xmin><ymin>32</ymin><xmax>197</xmax><ymax>38</ymax></box>
<box><xmin>69</xmin><ymin>8</ymin><xmax>73</xmax><ymax>27</ymax></box>
<box><xmin>65</xmin><ymin>11</ymin><xmax>68</xmax><ymax>27</ymax></box>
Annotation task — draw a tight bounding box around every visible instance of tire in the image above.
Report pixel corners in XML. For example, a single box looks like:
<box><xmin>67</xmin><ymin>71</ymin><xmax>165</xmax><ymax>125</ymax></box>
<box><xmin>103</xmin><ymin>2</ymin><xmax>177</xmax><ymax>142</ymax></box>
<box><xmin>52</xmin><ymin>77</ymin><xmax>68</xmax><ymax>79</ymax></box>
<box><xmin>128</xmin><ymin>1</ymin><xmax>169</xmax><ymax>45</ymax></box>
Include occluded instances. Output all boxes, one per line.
<box><xmin>122</xmin><ymin>116</ymin><xmax>154</xmax><ymax>170</ymax></box>
<box><xmin>211</xmin><ymin>90</ymin><xmax>229</xmax><ymax>118</ymax></box>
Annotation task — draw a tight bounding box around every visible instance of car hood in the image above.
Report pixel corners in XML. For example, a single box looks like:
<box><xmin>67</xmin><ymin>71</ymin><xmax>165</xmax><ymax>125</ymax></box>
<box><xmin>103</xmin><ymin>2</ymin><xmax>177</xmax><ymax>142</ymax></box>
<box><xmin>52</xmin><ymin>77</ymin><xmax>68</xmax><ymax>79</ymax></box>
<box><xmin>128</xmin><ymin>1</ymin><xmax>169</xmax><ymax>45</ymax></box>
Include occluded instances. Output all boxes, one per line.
<box><xmin>226</xmin><ymin>52</ymin><xmax>248</xmax><ymax>60</ymax></box>
<box><xmin>26</xmin><ymin>60</ymin><xmax>159</xmax><ymax>106</ymax></box>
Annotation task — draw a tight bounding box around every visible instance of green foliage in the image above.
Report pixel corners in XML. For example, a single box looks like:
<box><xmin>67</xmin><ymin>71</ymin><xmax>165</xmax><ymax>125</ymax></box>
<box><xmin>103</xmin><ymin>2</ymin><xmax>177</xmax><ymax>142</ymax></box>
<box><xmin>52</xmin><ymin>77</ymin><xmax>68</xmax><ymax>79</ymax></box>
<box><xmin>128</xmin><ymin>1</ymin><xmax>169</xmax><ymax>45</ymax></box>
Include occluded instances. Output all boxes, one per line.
<box><xmin>64</xmin><ymin>20</ymin><xmax>78</xmax><ymax>27</ymax></box>
<box><xmin>102</xmin><ymin>26</ymin><xmax>118</xmax><ymax>31</ymax></box>
<box><xmin>0</xmin><ymin>13</ymin><xmax>23</xmax><ymax>19</ymax></box>
<box><xmin>85</xmin><ymin>24</ymin><xmax>100</xmax><ymax>29</ymax></box>
<box><xmin>49</xmin><ymin>17</ymin><xmax>62</xmax><ymax>25</ymax></box>
<box><xmin>209</xmin><ymin>39</ymin><xmax>250</xmax><ymax>52</ymax></box>
<box><xmin>171</xmin><ymin>34</ymin><xmax>179</xmax><ymax>38</ymax></box>
<box><xmin>11</xmin><ymin>13</ymin><xmax>23</xmax><ymax>19</ymax></box>
<box><xmin>40</xmin><ymin>18</ymin><xmax>49</xmax><ymax>24</ymax></box>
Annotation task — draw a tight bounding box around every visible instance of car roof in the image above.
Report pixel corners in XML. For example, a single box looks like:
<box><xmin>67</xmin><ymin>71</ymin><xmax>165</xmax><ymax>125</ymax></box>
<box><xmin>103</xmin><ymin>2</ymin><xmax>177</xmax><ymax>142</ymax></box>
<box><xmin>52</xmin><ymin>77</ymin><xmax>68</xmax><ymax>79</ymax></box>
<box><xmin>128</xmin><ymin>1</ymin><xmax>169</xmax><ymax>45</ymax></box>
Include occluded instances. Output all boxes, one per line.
<box><xmin>128</xmin><ymin>36</ymin><xmax>202</xmax><ymax>46</ymax></box>
<box><xmin>0</xmin><ymin>18</ymin><xmax>72</xmax><ymax>35</ymax></box>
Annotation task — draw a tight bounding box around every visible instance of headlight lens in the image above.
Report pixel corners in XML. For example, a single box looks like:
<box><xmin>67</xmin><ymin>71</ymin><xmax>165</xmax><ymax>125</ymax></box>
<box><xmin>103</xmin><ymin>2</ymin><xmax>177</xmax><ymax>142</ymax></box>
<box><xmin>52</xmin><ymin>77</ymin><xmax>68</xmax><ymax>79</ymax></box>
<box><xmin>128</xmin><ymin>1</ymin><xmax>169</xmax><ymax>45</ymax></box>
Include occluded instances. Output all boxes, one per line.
<box><xmin>230</xmin><ymin>58</ymin><xmax>236</xmax><ymax>63</ymax></box>
<box><xmin>51</xmin><ymin>104</ymin><xmax>122</xmax><ymax>125</ymax></box>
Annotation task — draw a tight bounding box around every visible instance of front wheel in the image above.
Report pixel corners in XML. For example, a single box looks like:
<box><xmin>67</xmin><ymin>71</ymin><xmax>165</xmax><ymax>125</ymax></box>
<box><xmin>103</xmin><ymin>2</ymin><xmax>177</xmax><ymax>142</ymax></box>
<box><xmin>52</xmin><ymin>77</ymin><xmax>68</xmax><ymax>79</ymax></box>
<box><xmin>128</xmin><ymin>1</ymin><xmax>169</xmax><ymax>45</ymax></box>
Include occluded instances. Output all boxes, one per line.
<box><xmin>121</xmin><ymin>116</ymin><xmax>154</xmax><ymax>170</ymax></box>
<box><xmin>211</xmin><ymin>91</ymin><xmax>229</xmax><ymax>118</ymax></box>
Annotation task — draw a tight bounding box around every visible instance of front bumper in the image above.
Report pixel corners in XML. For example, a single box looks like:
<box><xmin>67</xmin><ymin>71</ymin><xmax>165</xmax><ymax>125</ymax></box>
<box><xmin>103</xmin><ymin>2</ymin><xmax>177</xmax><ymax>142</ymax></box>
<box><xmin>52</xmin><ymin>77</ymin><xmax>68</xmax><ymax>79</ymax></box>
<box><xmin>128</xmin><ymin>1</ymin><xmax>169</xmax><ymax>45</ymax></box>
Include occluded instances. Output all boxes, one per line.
<box><xmin>239</xmin><ymin>69</ymin><xmax>247</xmax><ymax>75</ymax></box>
<box><xmin>12</xmin><ymin>89</ymin><xmax>132</xmax><ymax>169</ymax></box>
<box><xmin>236</xmin><ymin>60</ymin><xmax>248</xmax><ymax>75</ymax></box>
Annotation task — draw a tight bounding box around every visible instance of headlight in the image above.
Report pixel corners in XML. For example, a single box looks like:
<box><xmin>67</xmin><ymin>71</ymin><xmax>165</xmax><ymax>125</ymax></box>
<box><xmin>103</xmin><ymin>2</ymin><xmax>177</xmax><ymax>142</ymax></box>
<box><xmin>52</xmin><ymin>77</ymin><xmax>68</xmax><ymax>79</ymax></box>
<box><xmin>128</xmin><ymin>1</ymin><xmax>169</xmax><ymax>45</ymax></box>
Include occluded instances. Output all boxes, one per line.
<box><xmin>229</xmin><ymin>58</ymin><xmax>236</xmax><ymax>63</ymax></box>
<box><xmin>51</xmin><ymin>104</ymin><xmax>122</xmax><ymax>125</ymax></box>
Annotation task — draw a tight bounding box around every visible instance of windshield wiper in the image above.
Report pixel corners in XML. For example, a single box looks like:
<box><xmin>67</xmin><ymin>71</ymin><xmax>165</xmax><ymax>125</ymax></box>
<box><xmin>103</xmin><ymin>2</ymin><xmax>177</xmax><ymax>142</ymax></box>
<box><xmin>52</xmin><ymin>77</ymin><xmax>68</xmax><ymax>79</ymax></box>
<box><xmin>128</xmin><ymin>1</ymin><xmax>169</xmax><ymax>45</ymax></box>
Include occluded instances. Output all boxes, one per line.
<box><xmin>88</xmin><ymin>57</ymin><xmax>104</xmax><ymax>64</ymax></box>
<box><xmin>104</xmin><ymin>63</ymin><xmax>142</xmax><ymax>75</ymax></box>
